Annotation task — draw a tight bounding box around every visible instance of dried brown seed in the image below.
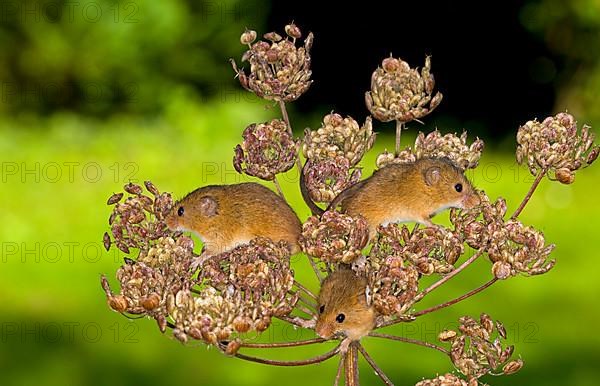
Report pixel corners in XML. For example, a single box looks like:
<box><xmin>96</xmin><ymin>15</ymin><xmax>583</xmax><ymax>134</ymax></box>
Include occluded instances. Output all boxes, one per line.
<box><xmin>103</xmin><ymin>232</ymin><xmax>111</xmax><ymax>251</ymax></box>
<box><xmin>438</xmin><ymin>329</ymin><xmax>457</xmax><ymax>342</ymax></box>
<box><xmin>555</xmin><ymin>168</ymin><xmax>575</xmax><ymax>184</ymax></box>
<box><xmin>225</xmin><ymin>340</ymin><xmax>242</xmax><ymax>356</ymax></box>
<box><xmin>284</xmin><ymin>23</ymin><xmax>301</xmax><ymax>39</ymax></box>
<box><xmin>107</xmin><ymin>192</ymin><xmax>124</xmax><ymax>205</ymax></box>
<box><xmin>141</xmin><ymin>293</ymin><xmax>161</xmax><ymax>310</ymax></box>
<box><xmin>107</xmin><ymin>295</ymin><xmax>128</xmax><ymax>312</ymax></box>
<box><xmin>240</xmin><ymin>29</ymin><xmax>257</xmax><ymax>45</ymax></box>
<box><xmin>124</xmin><ymin>182</ymin><xmax>142</xmax><ymax>195</ymax></box>
<box><xmin>502</xmin><ymin>359</ymin><xmax>523</xmax><ymax>375</ymax></box>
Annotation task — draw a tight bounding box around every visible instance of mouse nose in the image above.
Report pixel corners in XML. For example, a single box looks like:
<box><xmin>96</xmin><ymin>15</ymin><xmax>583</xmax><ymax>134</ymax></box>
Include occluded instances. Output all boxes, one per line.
<box><xmin>315</xmin><ymin>321</ymin><xmax>334</xmax><ymax>339</ymax></box>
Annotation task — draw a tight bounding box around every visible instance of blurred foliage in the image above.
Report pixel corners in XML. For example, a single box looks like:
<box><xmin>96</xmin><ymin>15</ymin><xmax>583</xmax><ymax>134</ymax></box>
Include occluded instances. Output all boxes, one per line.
<box><xmin>0</xmin><ymin>0</ymin><xmax>266</xmax><ymax>116</ymax></box>
<box><xmin>521</xmin><ymin>0</ymin><xmax>600</xmax><ymax>126</ymax></box>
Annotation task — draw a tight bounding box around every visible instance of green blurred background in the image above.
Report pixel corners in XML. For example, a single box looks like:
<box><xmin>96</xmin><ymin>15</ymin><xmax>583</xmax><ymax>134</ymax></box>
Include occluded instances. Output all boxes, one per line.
<box><xmin>1</xmin><ymin>1</ymin><xmax>599</xmax><ymax>385</ymax></box>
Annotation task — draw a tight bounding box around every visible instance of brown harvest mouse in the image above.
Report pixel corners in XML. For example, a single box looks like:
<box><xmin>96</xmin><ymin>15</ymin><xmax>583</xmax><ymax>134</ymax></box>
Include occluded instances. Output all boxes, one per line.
<box><xmin>304</xmin><ymin>158</ymin><xmax>480</xmax><ymax>239</ymax></box>
<box><xmin>315</xmin><ymin>268</ymin><xmax>375</xmax><ymax>341</ymax></box>
<box><xmin>165</xmin><ymin>182</ymin><xmax>302</xmax><ymax>261</ymax></box>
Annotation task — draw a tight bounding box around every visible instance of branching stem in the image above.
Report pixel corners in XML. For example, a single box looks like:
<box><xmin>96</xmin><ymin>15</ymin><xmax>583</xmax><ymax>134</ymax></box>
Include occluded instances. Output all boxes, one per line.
<box><xmin>233</xmin><ymin>344</ymin><xmax>340</xmax><ymax>366</ymax></box>
<box><xmin>344</xmin><ymin>342</ymin><xmax>359</xmax><ymax>386</ymax></box>
<box><xmin>395</xmin><ymin>120</ymin><xmax>404</xmax><ymax>156</ymax></box>
<box><xmin>411</xmin><ymin>277</ymin><xmax>498</xmax><ymax>317</ymax></box>
<box><xmin>239</xmin><ymin>337</ymin><xmax>326</xmax><ymax>349</ymax></box>
<box><xmin>368</xmin><ymin>332</ymin><xmax>448</xmax><ymax>355</ymax></box>
<box><xmin>357</xmin><ymin>344</ymin><xmax>394</xmax><ymax>386</ymax></box>
<box><xmin>511</xmin><ymin>168</ymin><xmax>547</xmax><ymax>219</ymax></box>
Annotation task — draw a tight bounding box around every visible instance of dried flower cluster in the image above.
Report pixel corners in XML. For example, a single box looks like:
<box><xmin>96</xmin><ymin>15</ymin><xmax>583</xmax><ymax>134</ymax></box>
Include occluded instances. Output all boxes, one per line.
<box><xmin>169</xmin><ymin>238</ymin><xmax>297</xmax><ymax>348</ymax></box>
<box><xmin>362</xmin><ymin>224</ymin><xmax>463</xmax><ymax>315</ymax></box>
<box><xmin>451</xmin><ymin>192</ymin><xmax>555</xmax><ymax>279</ymax></box>
<box><xmin>301</xmin><ymin>113</ymin><xmax>375</xmax><ymax>204</ymax></box>
<box><xmin>101</xmin><ymin>235</ymin><xmax>194</xmax><ymax>332</ymax></box>
<box><xmin>303</xmin><ymin>113</ymin><xmax>375</xmax><ymax>167</ymax></box>
<box><xmin>439</xmin><ymin>314</ymin><xmax>523</xmax><ymax>381</ymax></box>
<box><xmin>366</xmin><ymin>56</ymin><xmax>443</xmax><ymax>123</ymax></box>
<box><xmin>231</xmin><ymin>23</ymin><xmax>313</xmax><ymax>102</ymax></box>
<box><xmin>299</xmin><ymin>211</ymin><xmax>369</xmax><ymax>264</ymax></box>
<box><xmin>105</xmin><ymin>181</ymin><xmax>175</xmax><ymax>253</ymax></box>
<box><xmin>301</xmin><ymin>156</ymin><xmax>362</xmax><ymax>203</ymax></box>
<box><xmin>416</xmin><ymin>373</ymin><xmax>473</xmax><ymax>386</ymax></box>
<box><xmin>516</xmin><ymin>112</ymin><xmax>599</xmax><ymax>183</ymax></box>
<box><xmin>377</xmin><ymin>131</ymin><xmax>484</xmax><ymax>169</ymax></box>
<box><xmin>234</xmin><ymin>119</ymin><xmax>298</xmax><ymax>180</ymax></box>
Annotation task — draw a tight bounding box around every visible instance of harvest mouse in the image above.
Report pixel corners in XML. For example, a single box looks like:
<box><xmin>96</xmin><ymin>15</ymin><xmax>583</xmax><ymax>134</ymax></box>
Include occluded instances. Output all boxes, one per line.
<box><xmin>315</xmin><ymin>268</ymin><xmax>375</xmax><ymax>341</ymax></box>
<box><xmin>304</xmin><ymin>158</ymin><xmax>480</xmax><ymax>238</ymax></box>
<box><xmin>165</xmin><ymin>182</ymin><xmax>302</xmax><ymax>263</ymax></box>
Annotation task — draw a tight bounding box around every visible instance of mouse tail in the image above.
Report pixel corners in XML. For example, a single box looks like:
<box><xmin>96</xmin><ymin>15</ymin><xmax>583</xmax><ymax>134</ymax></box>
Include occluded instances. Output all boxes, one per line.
<box><xmin>300</xmin><ymin>161</ymin><xmax>325</xmax><ymax>216</ymax></box>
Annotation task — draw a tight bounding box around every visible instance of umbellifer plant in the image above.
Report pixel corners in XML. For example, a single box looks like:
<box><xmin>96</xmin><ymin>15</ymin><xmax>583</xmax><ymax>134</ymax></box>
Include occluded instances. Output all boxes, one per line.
<box><xmin>100</xmin><ymin>23</ymin><xmax>599</xmax><ymax>385</ymax></box>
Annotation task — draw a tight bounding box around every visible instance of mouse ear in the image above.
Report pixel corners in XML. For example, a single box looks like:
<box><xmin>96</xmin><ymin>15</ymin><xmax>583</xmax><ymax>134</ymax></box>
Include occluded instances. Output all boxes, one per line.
<box><xmin>200</xmin><ymin>196</ymin><xmax>218</xmax><ymax>217</ymax></box>
<box><xmin>423</xmin><ymin>166</ymin><xmax>441</xmax><ymax>186</ymax></box>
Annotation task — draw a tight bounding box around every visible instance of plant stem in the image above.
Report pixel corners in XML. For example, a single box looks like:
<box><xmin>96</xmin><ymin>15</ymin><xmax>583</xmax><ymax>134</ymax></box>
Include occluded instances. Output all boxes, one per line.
<box><xmin>414</xmin><ymin>249</ymin><xmax>485</xmax><ymax>303</ymax></box>
<box><xmin>368</xmin><ymin>332</ymin><xmax>448</xmax><ymax>355</ymax></box>
<box><xmin>357</xmin><ymin>344</ymin><xmax>394</xmax><ymax>386</ymax></box>
<box><xmin>290</xmin><ymin>290</ymin><xmax>318</xmax><ymax>309</ymax></box>
<box><xmin>279</xmin><ymin>99</ymin><xmax>304</xmax><ymax>173</ymax></box>
<box><xmin>377</xmin><ymin>249</ymin><xmax>486</xmax><ymax>329</ymax></box>
<box><xmin>411</xmin><ymin>277</ymin><xmax>498</xmax><ymax>317</ymax></box>
<box><xmin>294</xmin><ymin>279</ymin><xmax>319</xmax><ymax>301</ymax></box>
<box><xmin>344</xmin><ymin>342</ymin><xmax>359</xmax><ymax>386</ymax></box>
<box><xmin>395</xmin><ymin>121</ymin><xmax>404</xmax><ymax>156</ymax></box>
<box><xmin>307</xmin><ymin>255</ymin><xmax>325</xmax><ymax>283</ymax></box>
<box><xmin>276</xmin><ymin>315</ymin><xmax>315</xmax><ymax>329</ymax></box>
<box><xmin>239</xmin><ymin>337</ymin><xmax>326</xmax><ymax>349</ymax></box>
<box><xmin>273</xmin><ymin>175</ymin><xmax>285</xmax><ymax>199</ymax></box>
<box><xmin>233</xmin><ymin>344</ymin><xmax>340</xmax><ymax>366</ymax></box>
<box><xmin>333</xmin><ymin>352</ymin><xmax>346</xmax><ymax>386</ymax></box>
<box><xmin>511</xmin><ymin>168</ymin><xmax>547</xmax><ymax>219</ymax></box>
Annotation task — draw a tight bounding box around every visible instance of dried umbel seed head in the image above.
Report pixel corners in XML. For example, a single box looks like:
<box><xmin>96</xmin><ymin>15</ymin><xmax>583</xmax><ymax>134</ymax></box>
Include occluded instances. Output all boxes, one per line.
<box><xmin>451</xmin><ymin>191</ymin><xmax>507</xmax><ymax>250</ymax></box>
<box><xmin>415</xmin><ymin>373</ymin><xmax>471</xmax><ymax>386</ymax></box>
<box><xmin>444</xmin><ymin>314</ymin><xmax>520</xmax><ymax>380</ymax></box>
<box><xmin>200</xmin><ymin>238</ymin><xmax>297</xmax><ymax>310</ymax></box>
<box><xmin>301</xmin><ymin>156</ymin><xmax>362</xmax><ymax>204</ymax></box>
<box><xmin>106</xmin><ymin>181</ymin><xmax>175</xmax><ymax>254</ymax></box>
<box><xmin>303</xmin><ymin>113</ymin><xmax>376</xmax><ymax>167</ymax></box>
<box><xmin>233</xmin><ymin>119</ymin><xmax>298</xmax><ymax>181</ymax></box>
<box><xmin>487</xmin><ymin>220</ymin><xmax>556</xmax><ymax>278</ymax></box>
<box><xmin>299</xmin><ymin>211</ymin><xmax>369</xmax><ymax>264</ymax></box>
<box><xmin>100</xmin><ymin>236</ymin><xmax>195</xmax><ymax>326</ymax></box>
<box><xmin>365</xmin><ymin>56</ymin><xmax>443</xmax><ymax>123</ymax></box>
<box><xmin>516</xmin><ymin>112</ymin><xmax>599</xmax><ymax>179</ymax></box>
<box><xmin>377</xmin><ymin>131</ymin><xmax>484</xmax><ymax>170</ymax></box>
<box><xmin>231</xmin><ymin>24</ymin><xmax>313</xmax><ymax>102</ymax></box>
<box><xmin>369</xmin><ymin>224</ymin><xmax>463</xmax><ymax>276</ymax></box>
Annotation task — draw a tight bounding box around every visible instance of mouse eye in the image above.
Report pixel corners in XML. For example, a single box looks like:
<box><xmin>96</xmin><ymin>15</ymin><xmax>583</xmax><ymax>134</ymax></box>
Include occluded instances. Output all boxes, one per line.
<box><xmin>177</xmin><ymin>206</ymin><xmax>184</xmax><ymax>216</ymax></box>
<box><xmin>454</xmin><ymin>183</ymin><xmax>463</xmax><ymax>193</ymax></box>
<box><xmin>336</xmin><ymin>313</ymin><xmax>345</xmax><ymax>323</ymax></box>
<box><xmin>319</xmin><ymin>305</ymin><xmax>325</xmax><ymax>314</ymax></box>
